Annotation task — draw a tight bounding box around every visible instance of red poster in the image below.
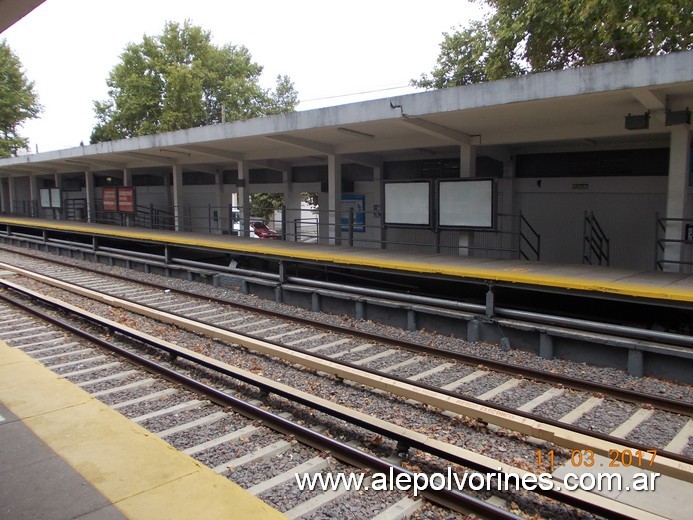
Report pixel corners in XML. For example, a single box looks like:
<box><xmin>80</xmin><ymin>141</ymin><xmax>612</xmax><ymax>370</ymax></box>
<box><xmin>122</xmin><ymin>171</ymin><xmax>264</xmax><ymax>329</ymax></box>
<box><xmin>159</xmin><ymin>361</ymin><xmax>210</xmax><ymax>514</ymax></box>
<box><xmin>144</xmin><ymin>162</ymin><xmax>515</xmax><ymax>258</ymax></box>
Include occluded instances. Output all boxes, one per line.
<box><xmin>103</xmin><ymin>187</ymin><xmax>117</xmax><ymax>211</ymax></box>
<box><xmin>118</xmin><ymin>187</ymin><xmax>135</xmax><ymax>213</ymax></box>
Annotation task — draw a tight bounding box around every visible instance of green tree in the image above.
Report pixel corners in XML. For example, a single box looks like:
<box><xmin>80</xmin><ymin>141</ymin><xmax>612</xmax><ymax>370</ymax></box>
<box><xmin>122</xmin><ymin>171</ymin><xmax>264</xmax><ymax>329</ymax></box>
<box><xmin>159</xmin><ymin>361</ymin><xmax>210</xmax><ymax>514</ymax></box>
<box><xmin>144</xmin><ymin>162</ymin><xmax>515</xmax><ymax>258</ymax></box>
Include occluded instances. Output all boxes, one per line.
<box><xmin>0</xmin><ymin>39</ymin><xmax>41</xmax><ymax>157</ymax></box>
<box><xmin>91</xmin><ymin>20</ymin><xmax>298</xmax><ymax>142</ymax></box>
<box><xmin>414</xmin><ymin>0</ymin><xmax>693</xmax><ymax>89</ymax></box>
<box><xmin>250</xmin><ymin>192</ymin><xmax>284</xmax><ymax>222</ymax></box>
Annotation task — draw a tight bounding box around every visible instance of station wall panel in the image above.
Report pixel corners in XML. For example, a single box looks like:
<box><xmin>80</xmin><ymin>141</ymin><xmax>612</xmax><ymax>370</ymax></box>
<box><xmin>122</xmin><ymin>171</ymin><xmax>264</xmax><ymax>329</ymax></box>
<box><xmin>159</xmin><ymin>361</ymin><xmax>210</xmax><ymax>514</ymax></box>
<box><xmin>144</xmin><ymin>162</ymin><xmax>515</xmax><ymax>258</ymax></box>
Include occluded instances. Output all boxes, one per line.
<box><xmin>517</xmin><ymin>177</ymin><xmax>666</xmax><ymax>269</ymax></box>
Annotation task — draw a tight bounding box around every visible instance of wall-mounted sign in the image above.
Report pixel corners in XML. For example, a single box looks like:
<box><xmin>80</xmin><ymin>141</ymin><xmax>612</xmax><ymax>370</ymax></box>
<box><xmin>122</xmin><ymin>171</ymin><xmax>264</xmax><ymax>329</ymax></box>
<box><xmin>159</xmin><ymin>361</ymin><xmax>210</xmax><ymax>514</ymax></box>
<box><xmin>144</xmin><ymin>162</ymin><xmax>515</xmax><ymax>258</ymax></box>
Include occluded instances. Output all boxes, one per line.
<box><xmin>39</xmin><ymin>188</ymin><xmax>62</xmax><ymax>209</ymax></box>
<box><xmin>103</xmin><ymin>187</ymin><xmax>135</xmax><ymax>213</ymax></box>
<box><xmin>384</xmin><ymin>181</ymin><xmax>431</xmax><ymax>226</ymax></box>
<box><xmin>102</xmin><ymin>187</ymin><xmax>118</xmax><ymax>211</ymax></box>
<box><xmin>118</xmin><ymin>187</ymin><xmax>135</xmax><ymax>213</ymax></box>
<box><xmin>438</xmin><ymin>178</ymin><xmax>496</xmax><ymax>230</ymax></box>
<box><xmin>341</xmin><ymin>194</ymin><xmax>365</xmax><ymax>232</ymax></box>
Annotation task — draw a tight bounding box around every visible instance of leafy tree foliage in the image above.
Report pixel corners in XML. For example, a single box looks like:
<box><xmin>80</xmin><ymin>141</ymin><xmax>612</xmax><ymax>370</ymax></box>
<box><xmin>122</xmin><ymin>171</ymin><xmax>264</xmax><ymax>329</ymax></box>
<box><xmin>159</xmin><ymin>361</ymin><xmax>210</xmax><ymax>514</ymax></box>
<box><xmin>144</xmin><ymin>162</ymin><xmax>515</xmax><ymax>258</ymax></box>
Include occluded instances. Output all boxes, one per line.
<box><xmin>414</xmin><ymin>0</ymin><xmax>692</xmax><ymax>89</ymax></box>
<box><xmin>249</xmin><ymin>192</ymin><xmax>284</xmax><ymax>222</ymax></box>
<box><xmin>0</xmin><ymin>40</ymin><xmax>41</xmax><ymax>157</ymax></box>
<box><xmin>91</xmin><ymin>21</ymin><xmax>298</xmax><ymax>142</ymax></box>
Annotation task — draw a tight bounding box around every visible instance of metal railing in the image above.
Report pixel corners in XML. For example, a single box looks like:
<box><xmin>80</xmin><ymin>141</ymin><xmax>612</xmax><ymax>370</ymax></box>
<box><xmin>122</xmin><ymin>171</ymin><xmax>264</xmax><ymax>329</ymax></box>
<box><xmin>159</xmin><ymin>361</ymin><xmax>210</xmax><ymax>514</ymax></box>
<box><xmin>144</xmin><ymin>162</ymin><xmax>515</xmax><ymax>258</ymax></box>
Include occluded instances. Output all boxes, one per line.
<box><xmin>654</xmin><ymin>214</ymin><xmax>693</xmax><ymax>272</ymax></box>
<box><xmin>582</xmin><ymin>211</ymin><xmax>609</xmax><ymax>266</ymax></box>
<box><xmin>519</xmin><ymin>213</ymin><xmax>540</xmax><ymax>261</ymax></box>
<box><xmin>9</xmin><ymin>200</ymin><xmax>543</xmax><ymax>261</ymax></box>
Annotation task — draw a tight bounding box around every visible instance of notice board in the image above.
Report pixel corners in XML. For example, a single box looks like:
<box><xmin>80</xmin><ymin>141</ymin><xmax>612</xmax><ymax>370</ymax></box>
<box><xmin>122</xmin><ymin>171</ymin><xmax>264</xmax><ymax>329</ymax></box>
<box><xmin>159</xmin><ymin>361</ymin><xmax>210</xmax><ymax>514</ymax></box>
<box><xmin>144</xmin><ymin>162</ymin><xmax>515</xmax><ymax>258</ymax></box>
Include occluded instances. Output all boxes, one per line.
<box><xmin>384</xmin><ymin>181</ymin><xmax>430</xmax><ymax>226</ymax></box>
<box><xmin>438</xmin><ymin>178</ymin><xmax>495</xmax><ymax>229</ymax></box>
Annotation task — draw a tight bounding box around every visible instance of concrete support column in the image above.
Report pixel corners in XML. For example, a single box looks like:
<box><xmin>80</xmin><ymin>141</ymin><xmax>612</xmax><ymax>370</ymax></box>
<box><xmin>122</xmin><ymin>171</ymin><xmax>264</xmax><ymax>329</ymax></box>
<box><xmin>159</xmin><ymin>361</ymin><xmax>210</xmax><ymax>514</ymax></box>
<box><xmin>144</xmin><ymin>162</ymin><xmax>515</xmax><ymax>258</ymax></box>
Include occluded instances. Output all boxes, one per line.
<box><xmin>53</xmin><ymin>173</ymin><xmax>63</xmax><ymax>220</ymax></box>
<box><xmin>123</xmin><ymin>169</ymin><xmax>132</xmax><ymax>226</ymax></box>
<box><xmin>215</xmin><ymin>169</ymin><xmax>224</xmax><ymax>210</ymax></box>
<box><xmin>458</xmin><ymin>143</ymin><xmax>477</xmax><ymax>256</ymax></box>
<box><xmin>327</xmin><ymin>154</ymin><xmax>342</xmax><ymax>245</ymax></box>
<box><xmin>663</xmin><ymin>125</ymin><xmax>691</xmax><ymax>272</ymax></box>
<box><xmin>172</xmin><ymin>164</ymin><xmax>184</xmax><ymax>231</ymax></box>
<box><xmin>210</xmin><ymin>169</ymin><xmax>224</xmax><ymax>234</ymax></box>
<box><xmin>8</xmin><ymin>177</ymin><xmax>16</xmax><ymax>213</ymax></box>
<box><xmin>237</xmin><ymin>161</ymin><xmax>251</xmax><ymax>237</ymax></box>
<box><xmin>0</xmin><ymin>178</ymin><xmax>6</xmax><ymax>213</ymax></box>
<box><xmin>500</xmin><ymin>152</ymin><xmax>516</xmax><ymax>258</ymax></box>
<box><xmin>284</xmin><ymin>168</ymin><xmax>301</xmax><ymax>241</ymax></box>
<box><xmin>29</xmin><ymin>175</ymin><xmax>39</xmax><ymax>217</ymax></box>
<box><xmin>373</xmin><ymin>164</ymin><xmax>384</xmax><ymax>248</ymax></box>
<box><xmin>85</xmin><ymin>171</ymin><xmax>95</xmax><ymax>222</ymax></box>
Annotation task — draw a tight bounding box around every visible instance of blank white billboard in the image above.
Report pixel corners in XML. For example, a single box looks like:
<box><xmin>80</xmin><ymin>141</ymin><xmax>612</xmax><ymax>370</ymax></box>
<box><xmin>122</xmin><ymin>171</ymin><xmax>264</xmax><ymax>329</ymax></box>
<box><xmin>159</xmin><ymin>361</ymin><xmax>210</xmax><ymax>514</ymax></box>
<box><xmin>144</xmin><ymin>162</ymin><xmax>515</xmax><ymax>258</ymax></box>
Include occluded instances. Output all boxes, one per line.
<box><xmin>438</xmin><ymin>178</ymin><xmax>495</xmax><ymax>229</ymax></box>
<box><xmin>384</xmin><ymin>182</ymin><xmax>430</xmax><ymax>225</ymax></box>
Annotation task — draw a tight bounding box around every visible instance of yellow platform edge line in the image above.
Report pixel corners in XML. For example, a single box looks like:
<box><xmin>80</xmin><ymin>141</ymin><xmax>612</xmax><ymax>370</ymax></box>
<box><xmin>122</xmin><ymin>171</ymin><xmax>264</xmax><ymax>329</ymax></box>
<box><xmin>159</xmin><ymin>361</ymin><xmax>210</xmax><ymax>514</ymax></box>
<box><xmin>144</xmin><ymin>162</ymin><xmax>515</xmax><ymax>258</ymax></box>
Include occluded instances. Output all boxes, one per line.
<box><xmin>0</xmin><ymin>340</ymin><xmax>286</xmax><ymax>520</ymax></box>
<box><xmin>2</xmin><ymin>216</ymin><xmax>691</xmax><ymax>304</ymax></box>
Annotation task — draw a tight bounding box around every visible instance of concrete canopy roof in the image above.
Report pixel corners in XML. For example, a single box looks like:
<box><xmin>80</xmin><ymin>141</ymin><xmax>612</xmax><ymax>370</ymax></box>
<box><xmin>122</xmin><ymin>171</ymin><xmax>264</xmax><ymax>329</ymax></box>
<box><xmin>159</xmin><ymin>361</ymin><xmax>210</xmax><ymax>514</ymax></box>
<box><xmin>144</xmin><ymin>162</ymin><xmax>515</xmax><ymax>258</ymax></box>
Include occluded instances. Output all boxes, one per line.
<box><xmin>0</xmin><ymin>0</ymin><xmax>45</xmax><ymax>33</ymax></box>
<box><xmin>1</xmin><ymin>51</ymin><xmax>691</xmax><ymax>178</ymax></box>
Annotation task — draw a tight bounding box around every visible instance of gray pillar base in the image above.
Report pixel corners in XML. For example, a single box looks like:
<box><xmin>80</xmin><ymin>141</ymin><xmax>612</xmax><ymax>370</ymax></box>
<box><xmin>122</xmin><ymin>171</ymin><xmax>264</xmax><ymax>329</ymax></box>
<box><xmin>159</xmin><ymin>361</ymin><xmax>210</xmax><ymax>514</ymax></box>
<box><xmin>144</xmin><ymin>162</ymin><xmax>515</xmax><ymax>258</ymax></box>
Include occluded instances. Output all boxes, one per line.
<box><xmin>355</xmin><ymin>300</ymin><xmax>365</xmax><ymax>320</ymax></box>
<box><xmin>407</xmin><ymin>309</ymin><xmax>417</xmax><ymax>332</ymax></box>
<box><xmin>467</xmin><ymin>319</ymin><xmax>480</xmax><ymax>343</ymax></box>
<box><xmin>628</xmin><ymin>349</ymin><xmax>644</xmax><ymax>378</ymax></box>
<box><xmin>539</xmin><ymin>333</ymin><xmax>554</xmax><ymax>359</ymax></box>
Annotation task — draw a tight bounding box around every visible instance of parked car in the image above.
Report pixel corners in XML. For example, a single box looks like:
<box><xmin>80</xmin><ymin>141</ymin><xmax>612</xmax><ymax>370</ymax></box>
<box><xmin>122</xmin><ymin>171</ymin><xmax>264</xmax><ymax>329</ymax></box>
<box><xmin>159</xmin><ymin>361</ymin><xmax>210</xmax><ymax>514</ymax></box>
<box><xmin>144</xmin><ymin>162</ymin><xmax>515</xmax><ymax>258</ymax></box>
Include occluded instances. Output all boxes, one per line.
<box><xmin>250</xmin><ymin>221</ymin><xmax>281</xmax><ymax>239</ymax></box>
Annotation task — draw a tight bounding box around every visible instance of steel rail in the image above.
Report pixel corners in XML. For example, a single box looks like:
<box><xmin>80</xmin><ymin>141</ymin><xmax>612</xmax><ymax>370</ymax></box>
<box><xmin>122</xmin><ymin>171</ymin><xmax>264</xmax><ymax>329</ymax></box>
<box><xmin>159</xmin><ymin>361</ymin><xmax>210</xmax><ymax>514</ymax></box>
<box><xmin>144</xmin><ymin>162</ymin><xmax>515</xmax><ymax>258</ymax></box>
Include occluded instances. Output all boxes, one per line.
<box><xmin>0</xmin><ymin>284</ymin><xmax>653</xmax><ymax>520</ymax></box>
<box><xmin>0</xmin><ymin>288</ymin><xmax>519</xmax><ymax>520</ymax></box>
<box><xmin>3</xmin><ymin>266</ymin><xmax>691</xmax><ymax>482</ymax></box>
<box><xmin>0</xmin><ymin>249</ymin><xmax>690</xmax><ymax>417</ymax></box>
<box><xmin>286</xmin><ymin>276</ymin><xmax>693</xmax><ymax>348</ymax></box>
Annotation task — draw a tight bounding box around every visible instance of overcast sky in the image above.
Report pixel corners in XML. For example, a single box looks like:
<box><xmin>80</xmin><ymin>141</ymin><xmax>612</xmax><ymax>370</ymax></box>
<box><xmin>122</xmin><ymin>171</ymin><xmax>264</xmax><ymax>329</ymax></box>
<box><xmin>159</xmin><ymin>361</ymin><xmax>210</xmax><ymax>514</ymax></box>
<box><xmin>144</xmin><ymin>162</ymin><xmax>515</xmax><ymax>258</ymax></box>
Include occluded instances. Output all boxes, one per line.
<box><xmin>3</xmin><ymin>0</ymin><xmax>486</xmax><ymax>153</ymax></box>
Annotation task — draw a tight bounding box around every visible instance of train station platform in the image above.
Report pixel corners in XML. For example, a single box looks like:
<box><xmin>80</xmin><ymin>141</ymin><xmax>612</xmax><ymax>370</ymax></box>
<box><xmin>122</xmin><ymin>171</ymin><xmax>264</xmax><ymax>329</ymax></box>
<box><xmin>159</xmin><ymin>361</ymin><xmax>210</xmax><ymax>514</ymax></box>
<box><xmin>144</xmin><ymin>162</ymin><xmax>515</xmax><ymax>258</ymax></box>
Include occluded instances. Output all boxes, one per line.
<box><xmin>0</xmin><ymin>216</ymin><xmax>692</xmax><ymax>307</ymax></box>
<box><xmin>0</xmin><ymin>340</ymin><xmax>285</xmax><ymax>520</ymax></box>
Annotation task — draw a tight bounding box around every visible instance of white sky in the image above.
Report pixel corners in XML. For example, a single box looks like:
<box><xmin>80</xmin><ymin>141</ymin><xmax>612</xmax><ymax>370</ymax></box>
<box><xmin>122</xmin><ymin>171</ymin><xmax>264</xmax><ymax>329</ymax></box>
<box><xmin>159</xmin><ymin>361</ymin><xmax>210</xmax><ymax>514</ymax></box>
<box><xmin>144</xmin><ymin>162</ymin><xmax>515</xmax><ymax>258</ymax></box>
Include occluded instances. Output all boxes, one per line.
<box><xmin>3</xmin><ymin>0</ymin><xmax>487</xmax><ymax>153</ymax></box>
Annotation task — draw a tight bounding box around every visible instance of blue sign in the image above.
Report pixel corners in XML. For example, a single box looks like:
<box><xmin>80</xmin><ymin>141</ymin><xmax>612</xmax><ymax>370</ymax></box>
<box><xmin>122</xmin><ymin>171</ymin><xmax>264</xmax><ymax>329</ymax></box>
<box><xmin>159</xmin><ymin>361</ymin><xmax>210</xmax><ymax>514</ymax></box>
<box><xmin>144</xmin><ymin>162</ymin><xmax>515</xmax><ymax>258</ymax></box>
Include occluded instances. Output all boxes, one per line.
<box><xmin>341</xmin><ymin>194</ymin><xmax>365</xmax><ymax>232</ymax></box>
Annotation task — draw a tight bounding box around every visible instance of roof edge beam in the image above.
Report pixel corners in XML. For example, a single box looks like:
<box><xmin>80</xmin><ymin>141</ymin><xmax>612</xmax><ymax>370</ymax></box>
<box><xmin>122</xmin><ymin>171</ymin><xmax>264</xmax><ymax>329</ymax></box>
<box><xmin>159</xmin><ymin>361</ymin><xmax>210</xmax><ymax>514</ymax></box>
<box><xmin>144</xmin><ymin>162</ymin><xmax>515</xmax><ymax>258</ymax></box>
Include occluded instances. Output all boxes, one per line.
<box><xmin>250</xmin><ymin>159</ymin><xmax>292</xmax><ymax>172</ymax></box>
<box><xmin>342</xmin><ymin>153</ymin><xmax>384</xmax><ymax>169</ymax></box>
<box><xmin>399</xmin><ymin>117</ymin><xmax>475</xmax><ymax>145</ymax></box>
<box><xmin>64</xmin><ymin>158</ymin><xmax>127</xmax><ymax>171</ymax></box>
<box><xmin>632</xmin><ymin>88</ymin><xmax>667</xmax><ymax>111</ymax></box>
<box><xmin>265</xmin><ymin>135</ymin><xmax>335</xmax><ymax>155</ymax></box>
<box><xmin>174</xmin><ymin>145</ymin><xmax>245</xmax><ymax>162</ymax></box>
<box><xmin>6</xmin><ymin>164</ymin><xmax>57</xmax><ymax>175</ymax></box>
<box><xmin>121</xmin><ymin>152</ymin><xmax>177</xmax><ymax>166</ymax></box>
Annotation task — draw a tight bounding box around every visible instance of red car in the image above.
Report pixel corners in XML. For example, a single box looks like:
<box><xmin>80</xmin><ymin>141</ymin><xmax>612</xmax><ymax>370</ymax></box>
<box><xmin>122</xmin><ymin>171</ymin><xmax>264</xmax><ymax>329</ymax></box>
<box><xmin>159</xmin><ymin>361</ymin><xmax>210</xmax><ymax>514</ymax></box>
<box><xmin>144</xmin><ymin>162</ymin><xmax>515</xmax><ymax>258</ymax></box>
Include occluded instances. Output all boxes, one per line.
<box><xmin>250</xmin><ymin>221</ymin><xmax>281</xmax><ymax>239</ymax></box>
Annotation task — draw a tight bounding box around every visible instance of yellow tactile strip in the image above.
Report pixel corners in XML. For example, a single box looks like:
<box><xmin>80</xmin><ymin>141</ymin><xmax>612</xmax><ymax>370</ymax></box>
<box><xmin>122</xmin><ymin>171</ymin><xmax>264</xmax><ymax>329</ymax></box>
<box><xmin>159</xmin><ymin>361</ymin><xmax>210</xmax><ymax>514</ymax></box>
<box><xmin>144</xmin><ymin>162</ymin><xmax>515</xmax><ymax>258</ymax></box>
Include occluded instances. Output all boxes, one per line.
<box><xmin>0</xmin><ymin>341</ymin><xmax>286</xmax><ymax>519</ymax></box>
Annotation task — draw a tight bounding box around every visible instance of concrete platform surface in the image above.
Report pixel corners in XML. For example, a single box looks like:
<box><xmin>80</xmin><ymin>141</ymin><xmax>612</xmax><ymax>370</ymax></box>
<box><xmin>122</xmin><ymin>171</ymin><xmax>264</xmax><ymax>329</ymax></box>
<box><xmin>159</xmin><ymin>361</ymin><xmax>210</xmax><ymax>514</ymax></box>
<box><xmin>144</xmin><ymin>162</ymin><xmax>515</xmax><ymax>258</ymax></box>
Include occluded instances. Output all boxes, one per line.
<box><xmin>1</xmin><ymin>215</ymin><xmax>692</xmax><ymax>304</ymax></box>
<box><xmin>0</xmin><ymin>340</ymin><xmax>286</xmax><ymax>519</ymax></box>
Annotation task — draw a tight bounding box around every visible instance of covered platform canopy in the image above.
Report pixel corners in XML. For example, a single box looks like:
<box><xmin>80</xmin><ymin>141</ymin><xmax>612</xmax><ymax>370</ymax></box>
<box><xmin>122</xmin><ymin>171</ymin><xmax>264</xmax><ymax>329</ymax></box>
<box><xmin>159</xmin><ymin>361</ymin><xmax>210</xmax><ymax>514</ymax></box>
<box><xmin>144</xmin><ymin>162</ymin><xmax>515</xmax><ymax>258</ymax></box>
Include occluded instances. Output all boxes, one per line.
<box><xmin>0</xmin><ymin>51</ymin><xmax>691</xmax><ymax>270</ymax></box>
<box><xmin>0</xmin><ymin>0</ymin><xmax>45</xmax><ymax>33</ymax></box>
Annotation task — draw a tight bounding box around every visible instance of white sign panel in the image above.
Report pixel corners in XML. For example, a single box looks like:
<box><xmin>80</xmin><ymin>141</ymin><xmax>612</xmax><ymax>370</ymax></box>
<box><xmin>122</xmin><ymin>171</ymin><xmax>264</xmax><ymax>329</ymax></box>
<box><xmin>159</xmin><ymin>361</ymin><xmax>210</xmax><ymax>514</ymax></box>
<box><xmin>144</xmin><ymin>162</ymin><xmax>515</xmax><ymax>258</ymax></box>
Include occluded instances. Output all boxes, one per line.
<box><xmin>384</xmin><ymin>182</ymin><xmax>430</xmax><ymax>225</ymax></box>
<box><xmin>438</xmin><ymin>179</ymin><xmax>495</xmax><ymax>229</ymax></box>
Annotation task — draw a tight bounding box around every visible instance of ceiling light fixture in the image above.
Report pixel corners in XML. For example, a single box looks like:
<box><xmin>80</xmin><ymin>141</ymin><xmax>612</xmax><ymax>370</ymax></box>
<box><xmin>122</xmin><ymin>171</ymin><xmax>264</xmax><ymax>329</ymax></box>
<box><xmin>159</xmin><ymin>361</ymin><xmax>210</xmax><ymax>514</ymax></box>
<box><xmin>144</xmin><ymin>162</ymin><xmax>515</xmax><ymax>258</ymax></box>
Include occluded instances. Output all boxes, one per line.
<box><xmin>624</xmin><ymin>112</ymin><xmax>650</xmax><ymax>130</ymax></box>
<box><xmin>665</xmin><ymin>108</ymin><xmax>691</xmax><ymax>126</ymax></box>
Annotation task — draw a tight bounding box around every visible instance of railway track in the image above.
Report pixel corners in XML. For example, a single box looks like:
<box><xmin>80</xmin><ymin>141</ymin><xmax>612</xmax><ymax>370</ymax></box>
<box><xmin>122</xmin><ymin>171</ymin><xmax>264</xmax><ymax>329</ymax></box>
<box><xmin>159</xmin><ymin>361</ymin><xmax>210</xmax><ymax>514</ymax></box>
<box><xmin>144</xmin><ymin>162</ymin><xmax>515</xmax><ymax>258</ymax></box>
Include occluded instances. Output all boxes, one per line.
<box><xmin>0</xmin><ymin>291</ymin><xmax>494</xmax><ymax>519</ymax></box>
<box><xmin>0</xmin><ymin>248</ymin><xmax>690</xmax><ymax>514</ymax></box>
<box><xmin>0</xmin><ymin>251</ymin><xmax>691</xmax><ymax>449</ymax></box>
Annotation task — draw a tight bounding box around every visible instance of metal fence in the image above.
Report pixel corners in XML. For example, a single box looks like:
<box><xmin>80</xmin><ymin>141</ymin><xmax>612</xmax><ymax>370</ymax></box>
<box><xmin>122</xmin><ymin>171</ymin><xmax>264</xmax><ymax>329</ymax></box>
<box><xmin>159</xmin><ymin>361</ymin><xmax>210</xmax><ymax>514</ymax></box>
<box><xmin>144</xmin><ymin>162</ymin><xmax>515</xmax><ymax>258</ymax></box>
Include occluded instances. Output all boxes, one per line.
<box><xmin>7</xmin><ymin>200</ymin><xmax>541</xmax><ymax>261</ymax></box>
<box><xmin>655</xmin><ymin>215</ymin><xmax>693</xmax><ymax>272</ymax></box>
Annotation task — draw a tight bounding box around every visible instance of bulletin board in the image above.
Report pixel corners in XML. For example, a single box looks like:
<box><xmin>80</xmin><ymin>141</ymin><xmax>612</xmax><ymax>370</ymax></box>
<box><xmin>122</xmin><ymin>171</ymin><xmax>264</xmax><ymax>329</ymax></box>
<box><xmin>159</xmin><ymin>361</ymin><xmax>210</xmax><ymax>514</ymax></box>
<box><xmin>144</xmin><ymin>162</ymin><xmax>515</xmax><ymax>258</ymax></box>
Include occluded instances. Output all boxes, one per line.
<box><xmin>384</xmin><ymin>181</ymin><xmax>431</xmax><ymax>226</ymax></box>
<box><xmin>438</xmin><ymin>178</ymin><xmax>495</xmax><ymax>229</ymax></box>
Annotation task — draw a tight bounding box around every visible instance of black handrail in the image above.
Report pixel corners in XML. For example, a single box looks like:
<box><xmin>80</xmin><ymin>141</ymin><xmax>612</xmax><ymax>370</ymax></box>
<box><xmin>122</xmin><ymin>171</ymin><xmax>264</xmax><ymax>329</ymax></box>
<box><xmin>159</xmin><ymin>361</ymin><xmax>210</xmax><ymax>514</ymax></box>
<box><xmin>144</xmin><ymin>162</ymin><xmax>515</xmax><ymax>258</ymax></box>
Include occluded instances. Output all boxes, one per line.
<box><xmin>582</xmin><ymin>211</ymin><xmax>609</xmax><ymax>266</ymax></box>
<box><xmin>519</xmin><ymin>213</ymin><xmax>540</xmax><ymax>261</ymax></box>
